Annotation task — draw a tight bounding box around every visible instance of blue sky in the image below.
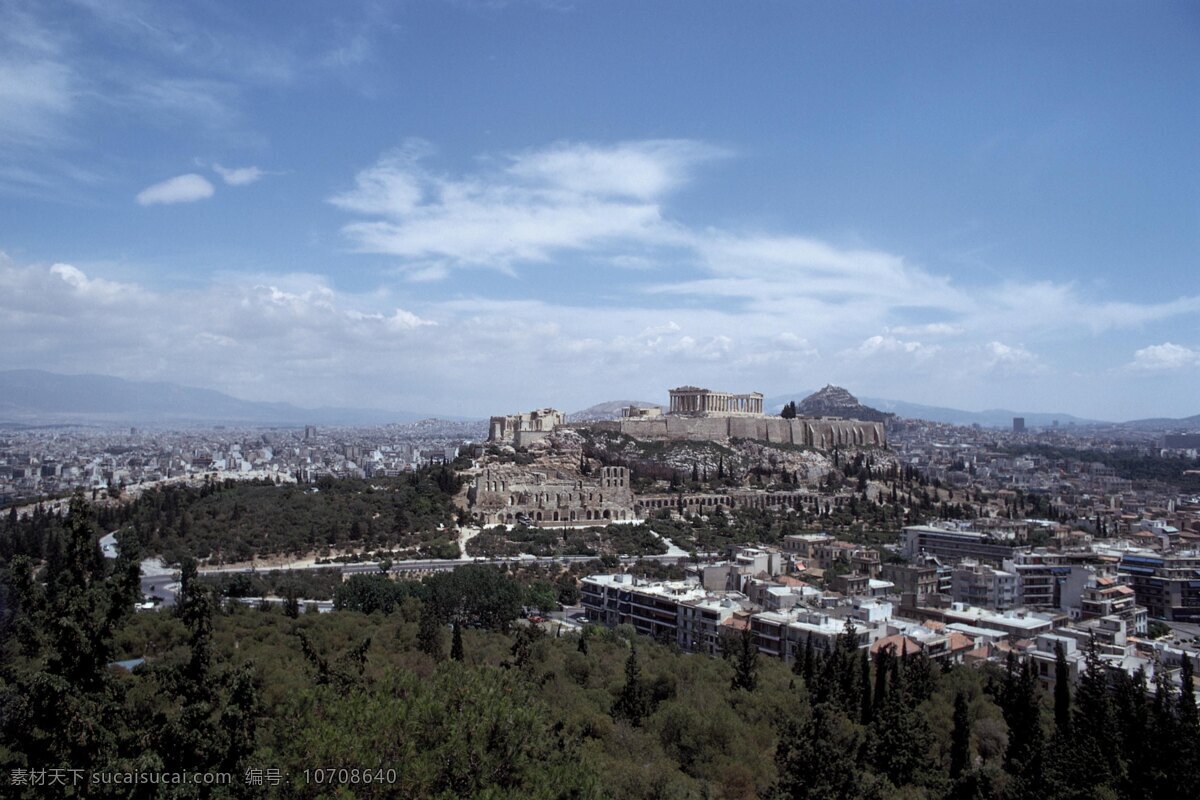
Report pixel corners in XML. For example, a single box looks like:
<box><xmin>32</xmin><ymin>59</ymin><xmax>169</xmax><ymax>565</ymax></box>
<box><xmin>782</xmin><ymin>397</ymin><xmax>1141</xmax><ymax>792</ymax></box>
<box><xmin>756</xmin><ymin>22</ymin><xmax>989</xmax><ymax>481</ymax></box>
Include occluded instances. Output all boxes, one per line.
<box><xmin>1</xmin><ymin>0</ymin><xmax>1197</xmax><ymax>419</ymax></box>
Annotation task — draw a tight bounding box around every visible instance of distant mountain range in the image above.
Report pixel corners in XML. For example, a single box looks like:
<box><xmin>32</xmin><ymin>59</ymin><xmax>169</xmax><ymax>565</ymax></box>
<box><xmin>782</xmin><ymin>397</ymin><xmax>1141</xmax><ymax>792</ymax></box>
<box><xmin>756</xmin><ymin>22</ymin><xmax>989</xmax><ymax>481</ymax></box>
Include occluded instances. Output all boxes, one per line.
<box><xmin>0</xmin><ymin>370</ymin><xmax>438</xmax><ymax>427</ymax></box>
<box><xmin>765</xmin><ymin>390</ymin><xmax>1196</xmax><ymax>429</ymax></box>
<box><xmin>4</xmin><ymin>370</ymin><xmax>1196</xmax><ymax>431</ymax></box>
<box><xmin>1118</xmin><ymin>414</ymin><xmax>1200</xmax><ymax>431</ymax></box>
<box><xmin>568</xmin><ymin>400</ymin><xmax>660</xmax><ymax>422</ymax></box>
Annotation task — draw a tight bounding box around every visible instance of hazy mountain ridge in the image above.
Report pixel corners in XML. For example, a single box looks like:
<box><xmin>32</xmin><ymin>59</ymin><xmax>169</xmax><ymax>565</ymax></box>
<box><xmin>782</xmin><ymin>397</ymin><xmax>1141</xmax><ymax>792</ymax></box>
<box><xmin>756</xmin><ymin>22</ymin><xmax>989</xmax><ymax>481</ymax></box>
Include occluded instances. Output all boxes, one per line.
<box><xmin>0</xmin><ymin>369</ymin><xmax>432</xmax><ymax>426</ymax></box>
<box><xmin>766</xmin><ymin>390</ymin><xmax>1112</xmax><ymax>428</ymax></box>
<box><xmin>568</xmin><ymin>400</ymin><xmax>661</xmax><ymax>422</ymax></box>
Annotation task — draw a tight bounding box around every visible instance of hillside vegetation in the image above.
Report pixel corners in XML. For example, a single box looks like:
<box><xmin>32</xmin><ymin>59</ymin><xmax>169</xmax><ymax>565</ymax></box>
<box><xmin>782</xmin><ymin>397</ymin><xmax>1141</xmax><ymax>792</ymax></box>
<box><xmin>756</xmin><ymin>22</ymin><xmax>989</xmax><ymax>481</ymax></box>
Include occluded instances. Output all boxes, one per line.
<box><xmin>4</xmin><ymin>499</ymin><xmax>1200</xmax><ymax>798</ymax></box>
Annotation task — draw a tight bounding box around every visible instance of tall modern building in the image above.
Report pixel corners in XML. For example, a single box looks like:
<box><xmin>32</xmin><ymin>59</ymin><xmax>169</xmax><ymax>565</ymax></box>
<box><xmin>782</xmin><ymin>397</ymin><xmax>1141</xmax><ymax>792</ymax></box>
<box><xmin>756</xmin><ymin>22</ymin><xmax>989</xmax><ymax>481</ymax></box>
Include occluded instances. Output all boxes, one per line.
<box><xmin>1012</xmin><ymin>417</ymin><xmax>1026</xmax><ymax>433</ymax></box>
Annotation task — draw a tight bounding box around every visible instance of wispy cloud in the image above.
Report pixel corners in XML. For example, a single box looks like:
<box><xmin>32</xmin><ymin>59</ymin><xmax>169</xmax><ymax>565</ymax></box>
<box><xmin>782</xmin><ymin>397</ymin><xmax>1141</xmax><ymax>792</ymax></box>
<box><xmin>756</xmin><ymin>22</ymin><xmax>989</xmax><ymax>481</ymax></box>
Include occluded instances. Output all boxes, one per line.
<box><xmin>135</xmin><ymin>173</ymin><xmax>214</xmax><ymax>205</ymax></box>
<box><xmin>330</xmin><ymin>139</ymin><xmax>718</xmax><ymax>271</ymax></box>
<box><xmin>213</xmin><ymin>163</ymin><xmax>263</xmax><ymax>186</ymax></box>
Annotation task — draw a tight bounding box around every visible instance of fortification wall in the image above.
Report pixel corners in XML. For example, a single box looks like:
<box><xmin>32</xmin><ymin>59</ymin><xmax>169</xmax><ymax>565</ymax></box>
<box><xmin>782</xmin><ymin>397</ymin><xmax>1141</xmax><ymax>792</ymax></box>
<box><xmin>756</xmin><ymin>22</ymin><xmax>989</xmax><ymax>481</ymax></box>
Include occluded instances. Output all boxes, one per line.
<box><xmin>586</xmin><ymin>416</ymin><xmax>886</xmax><ymax>449</ymax></box>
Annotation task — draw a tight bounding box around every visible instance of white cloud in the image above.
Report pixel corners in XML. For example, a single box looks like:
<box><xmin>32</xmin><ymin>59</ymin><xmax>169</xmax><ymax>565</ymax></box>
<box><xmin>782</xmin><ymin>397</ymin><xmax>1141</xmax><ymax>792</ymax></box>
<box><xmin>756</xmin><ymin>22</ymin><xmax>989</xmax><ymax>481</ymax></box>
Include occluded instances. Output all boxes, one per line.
<box><xmin>136</xmin><ymin>173</ymin><xmax>215</xmax><ymax>205</ymax></box>
<box><xmin>1</xmin><ymin>251</ymin><xmax>1197</xmax><ymax>418</ymax></box>
<box><xmin>329</xmin><ymin>140</ymin><xmax>710</xmax><ymax>270</ymax></box>
<box><xmin>403</xmin><ymin>264</ymin><xmax>451</xmax><ymax>283</ymax></box>
<box><xmin>505</xmin><ymin>139</ymin><xmax>727</xmax><ymax>200</ymax></box>
<box><xmin>329</xmin><ymin>142</ymin><xmax>428</xmax><ymax>217</ymax></box>
<box><xmin>979</xmin><ymin>341</ymin><xmax>1044</xmax><ymax>374</ymax></box>
<box><xmin>773</xmin><ymin>333</ymin><xmax>818</xmax><ymax>355</ymax></box>
<box><xmin>889</xmin><ymin>322</ymin><xmax>964</xmax><ymax>337</ymax></box>
<box><xmin>1129</xmin><ymin>342</ymin><xmax>1200</xmax><ymax>372</ymax></box>
<box><xmin>854</xmin><ymin>335</ymin><xmax>940</xmax><ymax>359</ymax></box>
<box><xmin>213</xmin><ymin>163</ymin><xmax>263</xmax><ymax>186</ymax></box>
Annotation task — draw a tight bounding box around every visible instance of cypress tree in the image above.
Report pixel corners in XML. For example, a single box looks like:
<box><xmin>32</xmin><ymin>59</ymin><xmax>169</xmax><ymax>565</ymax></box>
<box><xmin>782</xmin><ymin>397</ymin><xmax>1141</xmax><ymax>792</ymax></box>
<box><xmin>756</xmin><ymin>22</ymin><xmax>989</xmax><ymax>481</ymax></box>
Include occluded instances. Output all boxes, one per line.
<box><xmin>1074</xmin><ymin>634</ymin><xmax>1117</xmax><ymax>789</ymax></box>
<box><xmin>450</xmin><ymin>619</ymin><xmax>464</xmax><ymax>662</ymax></box>
<box><xmin>873</xmin><ymin>645</ymin><xmax>890</xmax><ymax>711</ymax></box>
<box><xmin>859</xmin><ymin>648</ymin><xmax>873</xmax><ymax>725</ymax></box>
<box><xmin>1113</xmin><ymin>667</ymin><xmax>1150</xmax><ymax>800</ymax></box>
<box><xmin>1179</xmin><ymin>655</ymin><xmax>1197</xmax><ymax>730</ymax></box>
<box><xmin>417</xmin><ymin>603</ymin><xmax>444</xmax><ymax>660</ymax></box>
<box><xmin>1053</xmin><ymin>641</ymin><xmax>1071</xmax><ymax>735</ymax></box>
<box><xmin>577</xmin><ymin>627</ymin><xmax>590</xmax><ymax>655</ymax></box>
<box><xmin>950</xmin><ymin>691</ymin><xmax>971</xmax><ymax>779</ymax></box>
<box><xmin>731</xmin><ymin>626</ymin><xmax>758</xmax><ymax>692</ymax></box>
<box><xmin>802</xmin><ymin>633</ymin><xmax>815</xmax><ymax>689</ymax></box>
<box><xmin>1146</xmin><ymin>660</ymin><xmax>1177</xmax><ymax>797</ymax></box>
<box><xmin>613</xmin><ymin>647</ymin><xmax>649</xmax><ymax>726</ymax></box>
<box><xmin>1175</xmin><ymin>656</ymin><xmax>1200</xmax><ymax>797</ymax></box>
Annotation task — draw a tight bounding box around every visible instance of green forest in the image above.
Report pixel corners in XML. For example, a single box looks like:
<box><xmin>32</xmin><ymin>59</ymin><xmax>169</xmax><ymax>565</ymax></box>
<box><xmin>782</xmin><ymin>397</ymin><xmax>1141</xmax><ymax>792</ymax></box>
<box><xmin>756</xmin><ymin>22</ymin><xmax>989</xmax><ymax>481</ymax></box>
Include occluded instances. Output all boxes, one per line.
<box><xmin>1</xmin><ymin>467</ymin><xmax>463</xmax><ymax>565</ymax></box>
<box><xmin>3</xmin><ymin>498</ymin><xmax>1200</xmax><ymax>798</ymax></box>
<box><xmin>465</xmin><ymin>522</ymin><xmax>669</xmax><ymax>558</ymax></box>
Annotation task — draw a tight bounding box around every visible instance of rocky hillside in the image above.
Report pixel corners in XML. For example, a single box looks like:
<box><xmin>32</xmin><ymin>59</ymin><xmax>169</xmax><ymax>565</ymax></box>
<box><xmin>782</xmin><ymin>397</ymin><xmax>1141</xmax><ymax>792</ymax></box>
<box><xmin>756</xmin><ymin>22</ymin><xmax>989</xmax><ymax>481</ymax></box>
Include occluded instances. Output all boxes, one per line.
<box><xmin>570</xmin><ymin>427</ymin><xmax>835</xmax><ymax>486</ymax></box>
<box><xmin>797</xmin><ymin>385</ymin><xmax>893</xmax><ymax>423</ymax></box>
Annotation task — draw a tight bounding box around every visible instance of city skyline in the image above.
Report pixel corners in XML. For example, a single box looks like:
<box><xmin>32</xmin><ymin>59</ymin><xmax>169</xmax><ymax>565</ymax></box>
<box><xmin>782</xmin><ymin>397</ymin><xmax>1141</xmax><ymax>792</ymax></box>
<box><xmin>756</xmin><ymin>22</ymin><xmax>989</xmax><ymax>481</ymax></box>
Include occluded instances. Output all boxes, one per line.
<box><xmin>1</xmin><ymin>1</ymin><xmax>1198</xmax><ymax>419</ymax></box>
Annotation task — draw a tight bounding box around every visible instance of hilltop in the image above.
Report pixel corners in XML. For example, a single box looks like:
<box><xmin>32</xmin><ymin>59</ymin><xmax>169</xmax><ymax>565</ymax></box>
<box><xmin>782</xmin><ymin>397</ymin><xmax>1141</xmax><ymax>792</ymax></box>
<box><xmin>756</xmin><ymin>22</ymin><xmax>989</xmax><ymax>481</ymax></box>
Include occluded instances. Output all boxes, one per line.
<box><xmin>794</xmin><ymin>385</ymin><xmax>893</xmax><ymax>423</ymax></box>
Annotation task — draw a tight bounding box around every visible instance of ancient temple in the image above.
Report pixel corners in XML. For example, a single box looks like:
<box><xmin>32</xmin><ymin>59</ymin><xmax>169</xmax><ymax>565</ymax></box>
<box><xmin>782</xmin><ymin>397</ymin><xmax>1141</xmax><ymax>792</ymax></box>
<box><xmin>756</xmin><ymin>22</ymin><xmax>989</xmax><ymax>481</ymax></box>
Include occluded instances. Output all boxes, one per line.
<box><xmin>668</xmin><ymin>386</ymin><xmax>764</xmax><ymax>417</ymax></box>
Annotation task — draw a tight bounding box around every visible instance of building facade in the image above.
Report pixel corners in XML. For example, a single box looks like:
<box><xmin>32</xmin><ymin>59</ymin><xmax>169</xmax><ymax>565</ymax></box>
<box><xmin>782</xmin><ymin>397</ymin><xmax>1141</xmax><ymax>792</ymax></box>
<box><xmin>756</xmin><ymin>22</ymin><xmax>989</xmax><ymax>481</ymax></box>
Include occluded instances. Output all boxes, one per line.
<box><xmin>487</xmin><ymin>408</ymin><xmax>564</xmax><ymax>447</ymax></box>
<box><xmin>469</xmin><ymin>465</ymin><xmax>635</xmax><ymax>525</ymax></box>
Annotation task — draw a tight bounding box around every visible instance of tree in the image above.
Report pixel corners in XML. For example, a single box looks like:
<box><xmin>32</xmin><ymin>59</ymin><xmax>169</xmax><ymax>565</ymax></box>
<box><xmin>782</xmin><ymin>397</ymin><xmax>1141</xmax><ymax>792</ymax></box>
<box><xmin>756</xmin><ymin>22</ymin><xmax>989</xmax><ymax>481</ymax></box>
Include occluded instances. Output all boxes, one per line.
<box><xmin>1</xmin><ymin>495</ymin><xmax>138</xmax><ymax>773</ymax></box>
<box><xmin>950</xmin><ymin>691</ymin><xmax>971</xmax><ymax>780</ymax></box>
<box><xmin>450</xmin><ymin>619</ymin><xmax>464</xmax><ymax>662</ymax></box>
<box><xmin>781</xmin><ymin>401</ymin><xmax>797</xmax><ymax>420</ymax></box>
<box><xmin>999</xmin><ymin>655</ymin><xmax>1043</xmax><ymax>790</ymax></box>
<box><xmin>1053</xmin><ymin>641</ymin><xmax>1071</xmax><ymax>735</ymax></box>
<box><xmin>729</xmin><ymin>626</ymin><xmax>758</xmax><ymax>692</ymax></box>
<box><xmin>775</xmin><ymin>704</ymin><xmax>864</xmax><ymax>799</ymax></box>
<box><xmin>613</xmin><ymin>647</ymin><xmax>649</xmax><ymax>726</ymax></box>
<box><xmin>283</xmin><ymin>582</ymin><xmax>300</xmax><ymax>619</ymax></box>
<box><xmin>417</xmin><ymin>602</ymin><xmax>444</xmax><ymax>660</ymax></box>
